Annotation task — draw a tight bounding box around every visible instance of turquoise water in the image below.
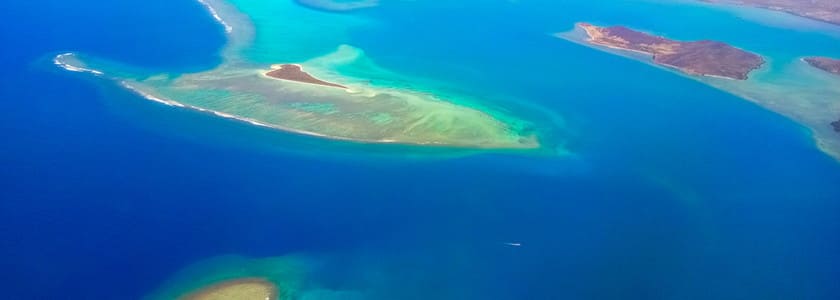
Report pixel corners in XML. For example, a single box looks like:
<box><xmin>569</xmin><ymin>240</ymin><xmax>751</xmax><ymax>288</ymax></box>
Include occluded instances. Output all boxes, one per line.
<box><xmin>3</xmin><ymin>0</ymin><xmax>840</xmax><ymax>299</ymax></box>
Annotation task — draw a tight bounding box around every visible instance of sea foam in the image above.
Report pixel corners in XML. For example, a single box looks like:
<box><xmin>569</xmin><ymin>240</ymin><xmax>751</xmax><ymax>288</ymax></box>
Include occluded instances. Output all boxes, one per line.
<box><xmin>54</xmin><ymin>53</ymin><xmax>104</xmax><ymax>76</ymax></box>
<box><xmin>197</xmin><ymin>0</ymin><xmax>233</xmax><ymax>33</ymax></box>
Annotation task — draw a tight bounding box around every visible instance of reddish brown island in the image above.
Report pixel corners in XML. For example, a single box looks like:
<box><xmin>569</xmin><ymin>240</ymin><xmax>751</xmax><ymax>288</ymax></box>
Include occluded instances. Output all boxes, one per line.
<box><xmin>265</xmin><ymin>64</ymin><xmax>347</xmax><ymax>89</ymax></box>
<box><xmin>802</xmin><ymin>57</ymin><xmax>840</xmax><ymax>135</ymax></box>
<box><xmin>577</xmin><ymin>23</ymin><xmax>765</xmax><ymax>80</ymax></box>
<box><xmin>804</xmin><ymin>57</ymin><xmax>840</xmax><ymax>76</ymax></box>
<box><xmin>701</xmin><ymin>0</ymin><xmax>840</xmax><ymax>26</ymax></box>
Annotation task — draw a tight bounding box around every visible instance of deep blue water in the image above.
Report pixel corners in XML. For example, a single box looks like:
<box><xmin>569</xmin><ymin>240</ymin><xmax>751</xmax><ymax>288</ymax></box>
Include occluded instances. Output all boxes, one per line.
<box><xmin>2</xmin><ymin>0</ymin><xmax>840</xmax><ymax>299</ymax></box>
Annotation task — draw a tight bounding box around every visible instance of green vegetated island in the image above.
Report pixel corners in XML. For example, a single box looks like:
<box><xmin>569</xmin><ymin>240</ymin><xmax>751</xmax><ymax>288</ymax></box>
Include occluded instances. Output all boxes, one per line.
<box><xmin>54</xmin><ymin>0</ymin><xmax>546</xmax><ymax>151</ymax></box>
<box><xmin>558</xmin><ymin>22</ymin><xmax>840</xmax><ymax>160</ymax></box>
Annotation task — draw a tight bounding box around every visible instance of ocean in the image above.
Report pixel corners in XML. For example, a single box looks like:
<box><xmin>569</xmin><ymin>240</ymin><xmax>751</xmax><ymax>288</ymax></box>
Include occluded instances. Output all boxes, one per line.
<box><xmin>2</xmin><ymin>0</ymin><xmax>839</xmax><ymax>299</ymax></box>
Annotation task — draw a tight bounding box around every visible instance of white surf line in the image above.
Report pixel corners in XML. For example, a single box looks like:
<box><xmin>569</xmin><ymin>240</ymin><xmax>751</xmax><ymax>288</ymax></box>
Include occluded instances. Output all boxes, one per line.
<box><xmin>117</xmin><ymin>81</ymin><xmax>423</xmax><ymax>144</ymax></box>
<box><xmin>54</xmin><ymin>53</ymin><xmax>104</xmax><ymax>76</ymax></box>
<box><xmin>197</xmin><ymin>0</ymin><xmax>233</xmax><ymax>33</ymax></box>
<box><xmin>118</xmin><ymin>82</ymin><xmax>186</xmax><ymax>108</ymax></box>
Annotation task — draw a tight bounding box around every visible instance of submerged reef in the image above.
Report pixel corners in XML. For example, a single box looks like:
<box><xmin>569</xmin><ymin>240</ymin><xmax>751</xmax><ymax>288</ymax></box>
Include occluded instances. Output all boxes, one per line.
<box><xmin>575</xmin><ymin>23</ymin><xmax>765</xmax><ymax>80</ymax></box>
<box><xmin>55</xmin><ymin>46</ymin><xmax>539</xmax><ymax>149</ymax></box>
<box><xmin>180</xmin><ymin>278</ymin><xmax>278</xmax><ymax>300</ymax></box>
<box><xmin>145</xmin><ymin>255</ymin><xmax>366</xmax><ymax>300</ymax></box>
<box><xmin>700</xmin><ymin>0</ymin><xmax>840</xmax><ymax>26</ymax></box>
<box><xmin>804</xmin><ymin>57</ymin><xmax>840</xmax><ymax>76</ymax></box>
<box><xmin>145</xmin><ymin>255</ymin><xmax>308</xmax><ymax>300</ymax></box>
<box><xmin>55</xmin><ymin>0</ymin><xmax>547</xmax><ymax>151</ymax></box>
<box><xmin>293</xmin><ymin>0</ymin><xmax>379</xmax><ymax>12</ymax></box>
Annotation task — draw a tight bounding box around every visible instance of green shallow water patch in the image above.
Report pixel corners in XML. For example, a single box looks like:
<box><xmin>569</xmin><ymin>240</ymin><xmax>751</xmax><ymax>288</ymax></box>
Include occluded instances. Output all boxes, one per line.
<box><xmin>144</xmin><ymin>255</ymin><xmax>311</xmax><ymax>300</ymax></box>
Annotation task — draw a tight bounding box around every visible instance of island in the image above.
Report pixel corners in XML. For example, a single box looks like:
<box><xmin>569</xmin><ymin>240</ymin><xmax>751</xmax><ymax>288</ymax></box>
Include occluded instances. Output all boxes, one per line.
<box><xmin>575</xmin><ymin>23</ymin><xmax>765</xmax><ymax>80</ymax></box>
<box><xmin>700</xmin><ymin>0</ymin><xmax>840</xmax><ymax>26</ymax></box>
<box><xmin>804</xmin><ymin>57</ymin><xmax>840</xmax><ymax>76</ymax></box>
<box><xmin>180</xmin><ymin>278</ymin><xmax>278</xmax><ymax>300</ymax></box>
<box><xmin>265</xmin><ymin>64</ymin><xmax>347</xmax><ymax>89</ymax></box>
<box><xmin>804</xmin><ymin>57</ymin><xmax>840</xmax><ymax>135</ymax></box>
<box><xmin>558</xmin><ymin>22</ymin><xmax>840</xmax><ymax>160</ymax></box>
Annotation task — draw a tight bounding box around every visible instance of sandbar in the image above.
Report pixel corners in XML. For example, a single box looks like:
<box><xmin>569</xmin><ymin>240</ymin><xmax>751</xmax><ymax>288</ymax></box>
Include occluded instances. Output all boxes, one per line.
<box><xmin>294</xmin><ymin>0</ymin><xmax>379</xmax><ymax>12</ymax></box>
<box><xmin>576</xmin><ymin>23</ymin><xmax>765</xmax><ymax>80</ymax></box>
<box><xmin>180</xmin><ymin>278</ymin><xmax>278</xmax><ymax>300</ymax></box>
